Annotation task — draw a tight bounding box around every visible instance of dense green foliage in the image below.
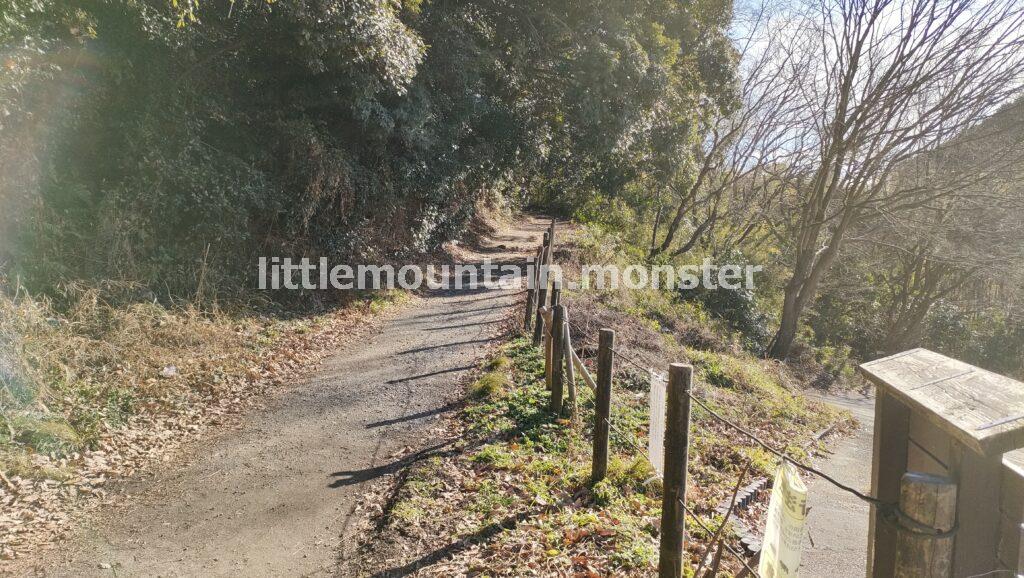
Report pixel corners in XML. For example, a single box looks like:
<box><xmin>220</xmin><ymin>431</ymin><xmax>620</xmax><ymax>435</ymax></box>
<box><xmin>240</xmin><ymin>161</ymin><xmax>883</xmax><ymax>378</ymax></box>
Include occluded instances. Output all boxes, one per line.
<box><xmin>0</xmin><ymin>0</ymin><xmax>736</xmax><ymax>300</ymax></box>
<box><xmin>4</xmin><ymin>0</ymin><xmax>1022</xmax><ymax>374</ymax></box>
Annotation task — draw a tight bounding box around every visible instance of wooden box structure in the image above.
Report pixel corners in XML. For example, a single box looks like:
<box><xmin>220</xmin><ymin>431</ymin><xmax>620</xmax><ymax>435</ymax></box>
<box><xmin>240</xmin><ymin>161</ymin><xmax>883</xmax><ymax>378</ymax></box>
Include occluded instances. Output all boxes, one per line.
<box><xmin>859</xmin><ymin>348</ymin><xmax>1024</xmax><ymax>577</ymax></box>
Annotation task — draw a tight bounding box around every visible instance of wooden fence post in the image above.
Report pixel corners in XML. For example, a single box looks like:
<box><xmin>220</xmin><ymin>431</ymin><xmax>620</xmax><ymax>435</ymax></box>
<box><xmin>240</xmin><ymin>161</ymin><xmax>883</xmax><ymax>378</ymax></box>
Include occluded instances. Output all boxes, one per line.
<box><xmin>545</xmin><ymin>282</ymin><xmax>561</xmax><ymax>390</ymax></box>
<box><xmin>543</xmin><ymin>227</ymin><xmax>553</xmax><ymax>283</ymax></box>
<box><xmin>659</xmin><ymin>363</ymin><xmax>693</xmax><ymax>578</ymax></box>
<box><xmin>548</xmin><ymin>219</ymin><xmax>556</xmax><ymax>256</ymax></box>
<box><xmin>562</xmin><ymin>318</ymin><xmax>578</xmax><ymax>421</ymax></box>
<box><xmin>550</xmin><ymin>304</ymin><xmax>566</xmax><ymax>415</ymax></box>
<box><xmin>540</xmin><ymin>230</ymin><xmax>550</xmax><ymax>272</ymax></box>
<box><xmin>532</xmin><ymin>244</ymin><xmax>543</xmax><ymax>291</ymax></box>
<box><xmin>532</xmin><ymin>282</ymin><xmax>548</xmax><ymax>346</ymax></box>
<box><xmin>523</xmin><ymin>255</ymin><xmax>536</xmax><ymax>332</ymax></box>
<box><xmin>532</xmin><ymin>233</ymin><xmax>549</xmax><ymax>345</ymax></box>
<box><xmin>592</xmin><ymin>328</ymin><xmax>615</xmax><ymax>484</ymax></box>
<box><xmin>894</xmin><ymin>472</ymin><xmax>956</xmax><ymax>577</ymax></box>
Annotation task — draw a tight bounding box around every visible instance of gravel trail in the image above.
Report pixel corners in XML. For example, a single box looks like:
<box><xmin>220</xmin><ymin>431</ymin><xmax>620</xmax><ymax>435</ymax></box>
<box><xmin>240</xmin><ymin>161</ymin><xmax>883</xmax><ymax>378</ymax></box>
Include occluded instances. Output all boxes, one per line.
<box><xmin>18</xmin><ymin>217</ymin><xmax>546</xmax><ymax>577</ymax></box>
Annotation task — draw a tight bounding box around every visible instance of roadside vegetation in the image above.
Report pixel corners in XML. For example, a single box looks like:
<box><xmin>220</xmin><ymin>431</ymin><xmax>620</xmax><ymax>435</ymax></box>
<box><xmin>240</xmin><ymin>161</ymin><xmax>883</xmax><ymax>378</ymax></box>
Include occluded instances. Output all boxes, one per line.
<box><xmin>347</xmin><ymin>223</ymin><xmax>851</xmax><ymax>576</ymax></box>
<box><xmin>564</xmin><ymin>213</ymin><xmax>858</xmax><ymax>390</ymax></box>
<box><xmin>352</xmin><ymin>333</ymin><xmax>844</xmax><ymax>576</ymax></box>
<box><xmin>0</xmin><ymin>285</ymin><xmax>408</xmax><ymax>561</ymax></box>
<box><xmin>5</xmin><ymin>0</ymin><xmax>1024</xmax><ymax>572</ymax></box>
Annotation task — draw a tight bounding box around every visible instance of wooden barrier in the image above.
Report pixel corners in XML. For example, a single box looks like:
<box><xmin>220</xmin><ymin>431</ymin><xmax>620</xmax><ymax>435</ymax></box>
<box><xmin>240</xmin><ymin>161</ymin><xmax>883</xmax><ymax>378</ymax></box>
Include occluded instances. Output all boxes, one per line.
<box><xmin>570</xmin><ymin>345</ymin><xmax>597</xmax><ymax>392</ymax></box>
<box><xmin>521</xmin><ymin>233</ymin><xmax>703</xmax><ymax>576</ymax></box>
<box><xmin>548</xmin><ymin>218</ymin><xmax>556</xmax><ymax>260</ymax></box>
<box><xmin>592</xmin><ymin>328</ymin><xmax>615</xmax><ymax>484</ymax></box>
<box><xmin>550</xmin><ymin>304</ymin><xmax>566</xmax><ymax>415</ymax></box>
<box><xmin>894</xmin><ymin>472</ymin><xmax>956</xmax><ymax>577</ymax></box>
<box><xmin>523</xmin><ymin>253</ymin><xmax>536</xmax><ymax>331</ymax></box>
<box><xmin>659</xmin><ymin>364</ymin><xmax>693</xmax><ymax>578</ymax></box>
<box><xmin>531</xmin><ymin>232</ymin><xmax>550</xmax><ymax>346</ymax></box>
<box><xmin>562</xmin><ymin>320</ymin><xmax>577</xmax><ymax>420</ymax></box>
<box><xmin>539</xmin><ymin>306</ymin><xmax>552</xmax><ymax>389</ymax></box>
<box><xmin>532</xmin><ymin>282</ymin><xmax>548</xmax><ymax>346</ymax></box>
<box><xmin>859</xmin><ymin>348</ymin><xmax>1024</xmax><ymax>576</ymax></box>
<box><xmin>546</xmin><ymin>282</ymin><xmax>561</xmax><ymax>390</ymax></box>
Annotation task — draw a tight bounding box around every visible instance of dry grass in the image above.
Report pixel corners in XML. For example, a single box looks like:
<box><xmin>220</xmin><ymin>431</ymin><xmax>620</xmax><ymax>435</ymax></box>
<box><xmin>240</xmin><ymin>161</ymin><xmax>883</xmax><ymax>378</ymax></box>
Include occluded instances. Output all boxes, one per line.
<box><xmin>0</xmin><ymin>282</ymin><xmax>408</xmax><ymax>561</ymax></box>
<box><xmin>346</xmin><ymin>335</ymin><xmax>848</xmax><ymax>577</ymax></box>
<box><xmin>2</xmin><ymin>286</ymin><xmax>276</xmax><ymax>456</ymax></box>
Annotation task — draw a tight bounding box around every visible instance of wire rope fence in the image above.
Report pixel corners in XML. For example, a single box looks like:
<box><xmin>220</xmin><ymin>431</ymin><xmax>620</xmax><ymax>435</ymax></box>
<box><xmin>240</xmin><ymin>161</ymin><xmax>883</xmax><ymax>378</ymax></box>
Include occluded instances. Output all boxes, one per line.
<box><xmin>520</xmin><ymin>221</ymin><xmax>886</xmax><ymax>578</ymax></box>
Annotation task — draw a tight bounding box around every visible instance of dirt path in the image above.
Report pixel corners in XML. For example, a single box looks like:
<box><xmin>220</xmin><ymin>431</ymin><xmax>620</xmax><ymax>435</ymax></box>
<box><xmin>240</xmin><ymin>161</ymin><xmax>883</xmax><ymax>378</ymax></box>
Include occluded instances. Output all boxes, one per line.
<box><xmin>801</xmin><ymin>391</ymin><xmax>875</xmax><ymax>577</ymax></box>
<box><xmin>14</xmin><ymin>217</ymin><xmax>548</xmax><ymax>577</ymax></box>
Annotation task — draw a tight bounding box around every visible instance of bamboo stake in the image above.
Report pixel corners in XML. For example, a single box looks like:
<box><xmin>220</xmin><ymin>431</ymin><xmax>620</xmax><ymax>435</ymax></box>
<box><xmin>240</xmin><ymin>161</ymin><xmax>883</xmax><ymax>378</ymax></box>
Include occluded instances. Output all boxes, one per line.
<box><xmin>570</xmin><ymin>348</ymin><xmax>597</xmax><ymax>392</ymax></box>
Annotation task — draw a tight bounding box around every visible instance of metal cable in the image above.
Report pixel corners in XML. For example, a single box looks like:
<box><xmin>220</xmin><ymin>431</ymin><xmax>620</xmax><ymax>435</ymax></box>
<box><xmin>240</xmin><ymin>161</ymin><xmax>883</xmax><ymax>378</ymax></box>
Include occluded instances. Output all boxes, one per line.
<box><xmin>603</xmin><ymin>417</ymin><xmax>653</xmax><ymax>465</ymax></box>
<box><xmin>610</xmin><ymin>346</ymin><xmax>654</xmax><ymax>373</ymax></box>
<box><xmin>544</xmin><ymin>300</ymin><xmax>894</xmax><ymax>541</ymax></box>
<box><xmin>683</xmin><ymin>392</ymin><xmax>885</xmax><ymax>507</ymax></box>
<box><xmin>604</xmin><ymin>337</ymin><xmax>883</xmax><ymax>505</ymax></box>
<box><xmin>679</xmin><ymin>498</ymin><xmax>761</xmax><ymax>577</ymax></box>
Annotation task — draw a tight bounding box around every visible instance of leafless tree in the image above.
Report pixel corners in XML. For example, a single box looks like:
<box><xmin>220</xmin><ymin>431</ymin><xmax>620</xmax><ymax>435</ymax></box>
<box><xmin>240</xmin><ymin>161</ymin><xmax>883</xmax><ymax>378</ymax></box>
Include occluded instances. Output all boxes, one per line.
<box><xmin>648</xmin><ymin>3</ymin><xmax>809</xmax><ymax>259</ymax></box>
<box><xmin>762</xmin><ymin>0</ymin><xmax>1024</xmax><ymax>358</ymax></box>
<box><xmin>846</xmin><ymin>99</ymin><xmax>1024</xmax><ymax>354</ymax></box>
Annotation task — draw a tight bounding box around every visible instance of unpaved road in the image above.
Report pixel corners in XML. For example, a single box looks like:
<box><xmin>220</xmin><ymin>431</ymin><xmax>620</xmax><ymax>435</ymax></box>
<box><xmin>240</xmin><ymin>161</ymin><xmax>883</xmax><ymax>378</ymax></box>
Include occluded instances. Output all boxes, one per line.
<box><xmin>15</xmin><ymin>217</ymin><xmax>547</xmax><ymax>577</ymax></box>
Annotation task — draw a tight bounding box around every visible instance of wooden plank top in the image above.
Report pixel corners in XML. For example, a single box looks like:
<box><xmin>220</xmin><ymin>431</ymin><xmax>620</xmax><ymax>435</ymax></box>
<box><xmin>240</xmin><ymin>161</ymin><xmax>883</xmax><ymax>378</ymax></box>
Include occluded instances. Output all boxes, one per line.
<box><xmin>859</xmin><ymin>348</ymin><xmax>1024</xmax><ymax>456</ymax></box>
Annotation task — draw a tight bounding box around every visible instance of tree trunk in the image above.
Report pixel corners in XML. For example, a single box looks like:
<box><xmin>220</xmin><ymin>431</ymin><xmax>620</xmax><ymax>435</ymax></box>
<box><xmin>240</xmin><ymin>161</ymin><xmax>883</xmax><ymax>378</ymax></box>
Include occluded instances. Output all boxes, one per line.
<box><xmin>768</xmin><ymin>211</ymin><xmax>853</xmax><ymax>359</ymax></box>
<box><xmin>769</xmin><ymin>283</ymin><xmax>802</xmax><ymax>358</ymax></box>
<box><xmin>672</xmin><ymin>204</ymin><xmax>718</xmax><ymax>257</ymax></box>
<box><xmin>650</xmin><ymin>202</ymin><xmax>663</xmax><ymax>255</ymax></box>
<box><xmin>650</xmin><ymin>197</ymin><xmax>689</xmax><ymax>258</ymax></box>
<box><xmin>883</xmin><ymin>303</ymin><xmax>932</xmax><ymax>354</ymax></box>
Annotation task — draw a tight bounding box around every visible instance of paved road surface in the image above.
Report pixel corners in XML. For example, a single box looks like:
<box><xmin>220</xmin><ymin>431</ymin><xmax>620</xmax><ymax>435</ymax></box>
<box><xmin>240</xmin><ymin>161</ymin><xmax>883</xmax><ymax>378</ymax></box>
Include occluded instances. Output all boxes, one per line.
<box><xmin>801</xmin><ymin>391</ymin><xmax>875</xmax><ymax>578</ymax></box>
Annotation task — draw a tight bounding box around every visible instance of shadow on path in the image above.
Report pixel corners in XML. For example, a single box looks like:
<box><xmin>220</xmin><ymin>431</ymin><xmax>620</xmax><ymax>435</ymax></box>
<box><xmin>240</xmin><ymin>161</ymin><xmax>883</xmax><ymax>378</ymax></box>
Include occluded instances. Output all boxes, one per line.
<box><xmin>384</xmin><ymin>365</ymin><xmax>475</xmax><ymax>384</ymax></box>
<box><xmin>328</xmin><ymin>441</ymin><xmax>455</xmax><ymax>488</ymax></box>
<box><xmin>398</xmin><ymin>338</ymin><xmax>492</xmax><ymax>356</ymax></box>
<box><xmin>365</xmin><ymin>401</ymin><xmax>464</xmax><ymax>428</ymax></box>
<box><xmin>364</xmin><ymin>509</ymin><xmax>543</xmax><ymax>578</ymax></box>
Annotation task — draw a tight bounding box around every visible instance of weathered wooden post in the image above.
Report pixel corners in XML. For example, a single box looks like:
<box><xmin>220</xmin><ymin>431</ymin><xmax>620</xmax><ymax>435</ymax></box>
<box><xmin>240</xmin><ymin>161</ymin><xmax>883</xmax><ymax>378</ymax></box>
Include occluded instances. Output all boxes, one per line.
<box><xmin>531</xmin><ymin>233</ymin><xmax>550</xmax><ymax>345</ymax></box>
<box><xmin>532</xmin><ymin>283</ymin><xmax>548</xmax><ymax>347</ymax></box>
<box><xmin>545</xmin><ymin>282</ymin><xmax>561</xmax><ymax>390</ymax></box>
<box><xmin>536</xmin><ymin>306</ymin><xmax>550</xmax><ymax>387</ymax></box>
<box><xmin>523</xmin><ymin>255</ymin><xmax>536</xmax><ymax>332</ymax></box>
<box><xmin>859</xmin><ymin>348</ymin><xmax>1024</xmax><ymax>577</ymax></box>
<box><xmin>659</xmin><ymin>363</ymin><xmax>693</xmax><ymax>578</ymax></box>
<box><xmin>544</xmin><ymin>313</ymin><xmax>553</xmax><ymax>389</ymax></box>
<box><xmin>592</xmin><ymin>328</ymin><xmax>615</xmax><ymax>484</ymax></box>
<box><xmin>550</xmin><ymin>304</ymin><xmax>566</xmax><ymax>415</ymax></box>
<box><xmin>531</xmin><ymin>244</ymin><xmax>543</xmax><ymax>290</ymax></box>
<box><xmin>894</xmin><ymin>472</ymin><xmax>956</xmax><ymax>577</ymax></box>
<box><xmin>562</xmin><ymin>318</ymin><xmax>578</xmax><ymax>421</ymax></box>
<box><xmin>540</xmin><ymin>230</ymin><xmax>550</xmax><ymax>270</ymax></box>
<box><xmin>543</xmin><ymin>225</ymin><xmax>554</xmax><ymax>284</ymax></box>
